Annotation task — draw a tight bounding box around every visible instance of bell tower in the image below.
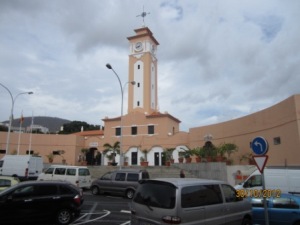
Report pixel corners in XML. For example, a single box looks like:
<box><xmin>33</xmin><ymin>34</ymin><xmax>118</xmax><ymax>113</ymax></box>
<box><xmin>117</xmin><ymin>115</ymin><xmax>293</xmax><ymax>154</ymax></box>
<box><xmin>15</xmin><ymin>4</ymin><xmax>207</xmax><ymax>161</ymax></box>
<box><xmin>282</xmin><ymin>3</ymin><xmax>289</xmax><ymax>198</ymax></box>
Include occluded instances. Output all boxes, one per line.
<box><xmin>127</xmin><ymin>27</ymin><xmax>159</xmax><ymax>115</ymax></box>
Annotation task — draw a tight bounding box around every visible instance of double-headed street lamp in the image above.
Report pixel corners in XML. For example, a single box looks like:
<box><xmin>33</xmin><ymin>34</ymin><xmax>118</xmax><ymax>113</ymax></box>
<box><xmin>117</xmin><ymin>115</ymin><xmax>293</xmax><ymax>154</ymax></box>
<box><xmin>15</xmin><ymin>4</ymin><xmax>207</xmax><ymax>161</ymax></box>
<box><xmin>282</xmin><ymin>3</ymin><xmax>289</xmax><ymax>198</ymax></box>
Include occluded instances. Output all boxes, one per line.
<box><xmin>106</xmin><ymin>63</ymin><xmax>135</xmax><ymax>169</ymax></box>
<box><xmin>0</xmin><ymin>83</ymin><xmax>33</xmax><ymax>155</ymax></box>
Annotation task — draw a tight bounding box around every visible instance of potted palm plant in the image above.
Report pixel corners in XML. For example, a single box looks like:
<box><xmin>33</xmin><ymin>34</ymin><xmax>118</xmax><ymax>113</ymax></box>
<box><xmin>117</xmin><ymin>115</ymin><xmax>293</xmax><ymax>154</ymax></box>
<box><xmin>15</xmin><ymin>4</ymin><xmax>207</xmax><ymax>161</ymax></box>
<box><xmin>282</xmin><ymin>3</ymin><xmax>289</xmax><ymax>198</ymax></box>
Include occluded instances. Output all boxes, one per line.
<box><xmin>80</xmin><ymin>148</ymin><xmax>88</xmax><ymax>165</ymax></box>
<box><xmin>103</xmin><ymin>141</ymin><xmax>120</xmax><ymax>166</ymax></box>
<box><xmin>178</xmin><ymin>151</ymin><xmax>184</xmax><ymax>163</ymax></box>
<box><xmin>124</xmin><ymin>156</ymin><xmax>129</xmax><ymax>166</ymax></box>
<box><xmin>220</xmin><ymin>143</ymin><xmax>238</xmax><ymax>165</ymax></box>
<box><xmin>164</xmin><ymin>148</ymin><xmax>175</xmax><ymax>166</ymax></box>
<box><xmin>193</xmin><ymin>147</ymin><xmax>205</xmax><ymax>163</ymax></box>
<box><xmin>140</xmin><ymin>149</ymin><xmax>149</xmax><ymax>166</ymax></box>
<box><xmin>58</xmin><ymin>150</ymin><xmax>66</xmax><ymax>164</ymax></box>
<box><xmin>46</xmin><ymin>153</ymin><xmax>54</xmax><ymax>163</ymax></box>
<box><xmin>180</xmin><ymin>148</ymin><xmax>193</xmax><ymax>163</ymax></box>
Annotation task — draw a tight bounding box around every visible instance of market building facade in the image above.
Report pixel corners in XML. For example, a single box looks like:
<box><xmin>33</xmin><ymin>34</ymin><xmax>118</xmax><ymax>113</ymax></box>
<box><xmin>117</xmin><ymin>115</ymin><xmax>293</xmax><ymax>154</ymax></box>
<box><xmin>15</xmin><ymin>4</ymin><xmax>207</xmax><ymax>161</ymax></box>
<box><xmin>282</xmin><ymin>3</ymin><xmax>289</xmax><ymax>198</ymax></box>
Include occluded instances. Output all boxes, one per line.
<box><xmin>1</xmin><ymin>26</ymin><xmax>300</xmax><ymax>167</ymax></box>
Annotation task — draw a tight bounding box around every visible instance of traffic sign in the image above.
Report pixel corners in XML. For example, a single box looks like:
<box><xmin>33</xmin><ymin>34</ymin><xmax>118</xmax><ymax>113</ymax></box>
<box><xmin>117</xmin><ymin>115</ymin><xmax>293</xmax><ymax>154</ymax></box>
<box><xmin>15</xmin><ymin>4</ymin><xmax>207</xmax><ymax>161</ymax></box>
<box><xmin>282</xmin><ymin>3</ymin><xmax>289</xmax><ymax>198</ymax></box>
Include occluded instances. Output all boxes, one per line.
<box><xmin>253</xmin><ymin>155</ymin><xmax>268</xmax><ymax>173</ymax></box>
<box><xmin>251</xmin><ymin>136</ymin><xmax>268</xmax><ymax>155</ymax></box>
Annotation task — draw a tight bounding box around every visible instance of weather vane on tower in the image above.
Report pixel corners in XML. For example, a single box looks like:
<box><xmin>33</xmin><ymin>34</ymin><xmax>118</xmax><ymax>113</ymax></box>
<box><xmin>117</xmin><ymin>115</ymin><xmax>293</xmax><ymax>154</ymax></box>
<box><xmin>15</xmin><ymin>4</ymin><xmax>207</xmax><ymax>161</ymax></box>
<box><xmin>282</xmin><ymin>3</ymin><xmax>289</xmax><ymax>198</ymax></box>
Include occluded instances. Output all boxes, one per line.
<box><xmin>136</xmin><ymin>6</ymin><xmax>150</xmax><ymax>27</ymax></box>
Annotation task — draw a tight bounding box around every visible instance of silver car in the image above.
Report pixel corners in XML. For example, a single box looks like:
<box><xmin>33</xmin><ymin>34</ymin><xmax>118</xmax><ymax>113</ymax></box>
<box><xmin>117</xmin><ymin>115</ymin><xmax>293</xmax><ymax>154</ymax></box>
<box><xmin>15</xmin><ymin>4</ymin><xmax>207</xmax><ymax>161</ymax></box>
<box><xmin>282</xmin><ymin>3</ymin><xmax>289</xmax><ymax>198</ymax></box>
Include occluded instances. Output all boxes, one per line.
<box><xmin>131</xmin><ymin>178</ymin><xmax>252</xmax><ymax>225</ymax></box>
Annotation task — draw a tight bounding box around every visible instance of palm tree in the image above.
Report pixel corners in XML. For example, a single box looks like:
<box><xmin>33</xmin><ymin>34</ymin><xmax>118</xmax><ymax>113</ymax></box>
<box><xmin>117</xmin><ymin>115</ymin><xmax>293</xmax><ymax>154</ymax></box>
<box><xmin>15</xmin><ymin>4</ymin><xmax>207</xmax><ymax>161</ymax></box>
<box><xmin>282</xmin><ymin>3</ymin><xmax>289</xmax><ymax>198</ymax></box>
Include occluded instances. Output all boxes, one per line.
<box><xmin>103</xmin><ymin>141</ymin><xmax>120</xmax><ymax>165</ymax></box>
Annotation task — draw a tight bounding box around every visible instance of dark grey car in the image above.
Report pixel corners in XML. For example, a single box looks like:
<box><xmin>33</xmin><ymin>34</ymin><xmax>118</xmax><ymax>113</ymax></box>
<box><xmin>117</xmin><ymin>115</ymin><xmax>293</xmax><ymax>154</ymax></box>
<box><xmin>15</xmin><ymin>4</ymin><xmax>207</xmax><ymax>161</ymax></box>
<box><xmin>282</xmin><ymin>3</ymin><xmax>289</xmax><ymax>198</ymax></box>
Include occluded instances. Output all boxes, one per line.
<box><xmin>91</xmin><ymin>169</ymin><xmax>149</xmax><ymax>199</ymax></box>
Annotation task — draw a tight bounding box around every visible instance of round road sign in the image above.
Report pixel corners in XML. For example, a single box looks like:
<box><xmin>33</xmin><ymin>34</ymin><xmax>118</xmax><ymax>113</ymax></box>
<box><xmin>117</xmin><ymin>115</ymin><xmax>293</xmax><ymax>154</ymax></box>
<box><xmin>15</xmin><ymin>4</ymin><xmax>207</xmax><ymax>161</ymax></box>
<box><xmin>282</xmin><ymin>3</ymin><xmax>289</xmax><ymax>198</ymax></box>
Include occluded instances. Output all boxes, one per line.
<box><xmin>251</xmin><ymin>136</ymin><xmax>268</xmax><ymax>155</ymax></box>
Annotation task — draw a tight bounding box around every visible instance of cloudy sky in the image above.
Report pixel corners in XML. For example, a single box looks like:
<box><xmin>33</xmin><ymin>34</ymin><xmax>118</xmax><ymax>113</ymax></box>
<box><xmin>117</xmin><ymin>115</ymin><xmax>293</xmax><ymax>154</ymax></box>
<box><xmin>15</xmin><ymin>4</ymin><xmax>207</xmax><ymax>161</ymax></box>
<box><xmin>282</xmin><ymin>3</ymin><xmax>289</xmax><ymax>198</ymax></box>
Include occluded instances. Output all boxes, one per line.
<box><xmin>0</xmin><ymin>0</ymin><xmax>299</xmax><ymax>132</ymax></box>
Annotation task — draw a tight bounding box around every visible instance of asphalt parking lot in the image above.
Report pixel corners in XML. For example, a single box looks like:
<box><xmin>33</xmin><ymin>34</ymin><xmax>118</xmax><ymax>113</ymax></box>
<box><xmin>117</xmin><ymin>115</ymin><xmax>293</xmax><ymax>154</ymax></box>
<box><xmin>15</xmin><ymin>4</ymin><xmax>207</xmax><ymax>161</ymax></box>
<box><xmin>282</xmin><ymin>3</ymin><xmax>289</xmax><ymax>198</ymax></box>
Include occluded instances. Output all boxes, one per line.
<box><xmin>72</xmin><ymin>190</ymin><xmax>132</xmax><ymax>225</ymax></box>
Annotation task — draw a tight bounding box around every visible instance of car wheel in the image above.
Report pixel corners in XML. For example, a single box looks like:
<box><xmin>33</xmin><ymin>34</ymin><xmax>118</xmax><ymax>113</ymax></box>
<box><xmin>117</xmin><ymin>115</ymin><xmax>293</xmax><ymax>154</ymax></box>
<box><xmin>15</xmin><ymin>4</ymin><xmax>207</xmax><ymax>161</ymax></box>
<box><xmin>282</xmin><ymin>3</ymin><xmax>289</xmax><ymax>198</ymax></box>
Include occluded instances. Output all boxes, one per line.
<box><xmin>91</xmin><ymin>186</ymin><xmax>99</xmax><ymax>195</ymax></box>
<box><xmin>126</xmin><ymin>189</ymin><xmax>135</xmax><ymax>199</ymax></box>
<box><xmin>56</xmin><ymin>208</ymin><xmax>73</xmax><ymax>225</ymax></box>
<box><xmin>241</xmin><ymin>217</ymin><xmax>251</xmax><ymax>225</ymax></box>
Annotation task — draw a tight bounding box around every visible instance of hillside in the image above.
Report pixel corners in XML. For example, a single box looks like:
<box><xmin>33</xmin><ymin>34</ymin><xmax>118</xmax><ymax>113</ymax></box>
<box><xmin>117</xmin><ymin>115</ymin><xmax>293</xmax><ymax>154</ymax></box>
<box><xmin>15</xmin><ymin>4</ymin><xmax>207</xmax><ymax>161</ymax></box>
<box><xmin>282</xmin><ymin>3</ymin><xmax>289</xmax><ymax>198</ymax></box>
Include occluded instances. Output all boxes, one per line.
<box><xmin>2</xmin><ymin>116</ymin><xmax>71</xmax><ymax>133</ymax></box>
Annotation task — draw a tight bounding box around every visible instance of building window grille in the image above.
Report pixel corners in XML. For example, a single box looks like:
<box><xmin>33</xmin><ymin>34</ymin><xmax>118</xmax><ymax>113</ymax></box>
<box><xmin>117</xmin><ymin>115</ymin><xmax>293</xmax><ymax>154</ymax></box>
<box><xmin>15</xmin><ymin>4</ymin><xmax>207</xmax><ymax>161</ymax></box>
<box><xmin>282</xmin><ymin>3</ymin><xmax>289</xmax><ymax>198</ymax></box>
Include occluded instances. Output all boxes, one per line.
<box><xmin>274</xmin><ymin>137</ymin><xmax>281</xmax><ymax>145</ymax></box>
<box><xmin>115</xmin><ymin>127</ymin><xmax>121</xmax><ymax>136</ymax></box>
<box><xmin>131</xmin><ymin>126</ymin><xmax>137</xmax><ymax>135</ymax></box>
<box><xmin>148</xmin><ymin>125</ymin><xmax>154</xmax><ymax>135</ymax></box>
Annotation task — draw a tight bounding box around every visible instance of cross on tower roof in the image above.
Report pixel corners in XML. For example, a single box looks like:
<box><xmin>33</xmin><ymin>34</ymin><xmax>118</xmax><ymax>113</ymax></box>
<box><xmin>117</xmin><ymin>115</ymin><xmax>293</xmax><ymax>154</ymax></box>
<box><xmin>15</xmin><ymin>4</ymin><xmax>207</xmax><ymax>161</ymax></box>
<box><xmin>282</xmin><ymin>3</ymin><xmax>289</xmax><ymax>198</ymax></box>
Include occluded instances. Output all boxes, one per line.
<box><xmin>136</xmin><ymin>6</ymin><xmax>150</xmax><ymax>27</ymax></box>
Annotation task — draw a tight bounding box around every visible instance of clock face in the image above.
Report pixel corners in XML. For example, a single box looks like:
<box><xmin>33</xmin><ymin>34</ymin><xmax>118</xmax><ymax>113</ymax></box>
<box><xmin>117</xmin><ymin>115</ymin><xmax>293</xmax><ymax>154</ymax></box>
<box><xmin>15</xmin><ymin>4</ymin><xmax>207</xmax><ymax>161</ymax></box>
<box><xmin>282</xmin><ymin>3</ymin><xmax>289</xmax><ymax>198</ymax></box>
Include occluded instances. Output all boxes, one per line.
<box><xmin>135</xmin><ymin>42</ymin><xmax>143</xmax><ymax>51</ymax></box>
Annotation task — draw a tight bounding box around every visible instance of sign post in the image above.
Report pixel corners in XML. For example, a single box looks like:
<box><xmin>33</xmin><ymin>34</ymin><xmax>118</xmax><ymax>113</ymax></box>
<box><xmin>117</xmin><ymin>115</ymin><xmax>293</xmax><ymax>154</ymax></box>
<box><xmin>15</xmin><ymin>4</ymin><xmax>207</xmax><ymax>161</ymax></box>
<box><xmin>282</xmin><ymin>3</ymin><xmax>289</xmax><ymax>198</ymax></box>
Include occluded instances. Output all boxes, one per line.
<box><xmin>251</xmin><ymin>136</ymin><xmax>269</xmax><ymax>225</ymax></box>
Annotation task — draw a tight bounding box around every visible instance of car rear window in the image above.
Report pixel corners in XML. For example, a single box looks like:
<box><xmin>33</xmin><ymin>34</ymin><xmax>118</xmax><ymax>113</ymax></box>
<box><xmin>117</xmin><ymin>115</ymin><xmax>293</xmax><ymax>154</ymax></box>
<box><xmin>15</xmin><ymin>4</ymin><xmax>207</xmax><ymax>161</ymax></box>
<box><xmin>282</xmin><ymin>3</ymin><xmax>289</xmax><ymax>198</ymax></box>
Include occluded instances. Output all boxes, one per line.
<box><xmin>59</xmin><ymin>184</ymin><xmax>77</xmax><ymax>194</ymax></box>
<box><xmin>101</xmin><ymin>172</ymin><xmax>112</xmax><ymax>180</ymax></box>
<box><xmin>55</xmin><ymin>168</ymin><xmax>66</xmax><ymax>175</ymax></box>
<box><xmin>115</xmin><ymin>173</ymin><xmax>126</xmax><ymax>181</ymax></box>
<box><xmin>79</xmin><ymin>168</ymin><xmax>90</xmax><ymax>176</ymax></box>
<box><xmin>273</xmin><ymin>197</ymin><xmax>299</xmax><ymax>209</ymax></box>
<box><xmin>36</xmin><ymin>185</ymin><xmax>58</xmax><ymax>196</ymax></box>
<box><xmin>0</xmin><ymin>179</ymin><xmax>11</xmax><ymax>187</ymax></box>
<box><xmin>181</xmin><ymin>184</ymin><xmax>222</xmax><ymax>208</ymax></box>
<box><xmin>133</xmin><ymin>181</ymin><xmax>176</xmax><ymax>209</ymax></box>
<box><xmin>45</xmin><ymin>167</ymin><xmax>54</xmax><ymax>174</ymax></box>
<box><xmin>141</xmin><ymin>171</ymin><xmax>150</xmax><ymax>179</ymax></box>
<box><xmin>127</xmin><ymin>173</ymin><xmax>139</xmax><ymax>181</ymax></box>
<box><xmin>67</xmin><ymin>169</ymin><xmax>76</xmax><ymax>176</ymax></box>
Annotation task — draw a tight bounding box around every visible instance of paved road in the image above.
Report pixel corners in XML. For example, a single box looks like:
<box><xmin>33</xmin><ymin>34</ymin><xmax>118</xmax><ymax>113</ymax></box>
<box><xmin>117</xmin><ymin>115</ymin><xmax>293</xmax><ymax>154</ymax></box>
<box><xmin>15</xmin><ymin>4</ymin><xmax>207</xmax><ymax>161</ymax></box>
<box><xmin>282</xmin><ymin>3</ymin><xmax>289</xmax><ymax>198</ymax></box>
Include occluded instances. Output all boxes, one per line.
<box><xmin>71</xmin><ymin>190</ymin><xmax>132</xmax><ymax>225</ymax></box>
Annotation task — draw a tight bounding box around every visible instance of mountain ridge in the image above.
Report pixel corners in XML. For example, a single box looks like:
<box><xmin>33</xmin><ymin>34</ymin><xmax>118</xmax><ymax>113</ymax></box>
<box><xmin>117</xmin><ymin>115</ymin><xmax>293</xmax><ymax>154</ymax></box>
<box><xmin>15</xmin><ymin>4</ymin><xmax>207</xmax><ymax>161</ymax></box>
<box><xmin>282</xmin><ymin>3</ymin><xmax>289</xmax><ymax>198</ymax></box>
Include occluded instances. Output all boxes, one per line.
<box><xmin>1</xmin><ymin>116</ymin><xmax>71</xmax><ymax>133</ymax></box>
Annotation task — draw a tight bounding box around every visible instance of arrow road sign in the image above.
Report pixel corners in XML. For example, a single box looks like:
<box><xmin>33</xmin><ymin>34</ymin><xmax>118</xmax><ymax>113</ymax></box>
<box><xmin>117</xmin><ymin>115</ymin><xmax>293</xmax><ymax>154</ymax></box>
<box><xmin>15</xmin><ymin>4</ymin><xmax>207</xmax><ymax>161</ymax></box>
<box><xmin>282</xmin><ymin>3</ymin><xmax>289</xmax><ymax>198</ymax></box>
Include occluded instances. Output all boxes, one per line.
<box><xmin>251</xmin><ymin>137</ymin><xmax>268</xmax><ymax>155</ymax></box>
<box><xmin>253</xmin><ymin>155</ymin><xmax>269</xmax><ymax>173</ymax></box>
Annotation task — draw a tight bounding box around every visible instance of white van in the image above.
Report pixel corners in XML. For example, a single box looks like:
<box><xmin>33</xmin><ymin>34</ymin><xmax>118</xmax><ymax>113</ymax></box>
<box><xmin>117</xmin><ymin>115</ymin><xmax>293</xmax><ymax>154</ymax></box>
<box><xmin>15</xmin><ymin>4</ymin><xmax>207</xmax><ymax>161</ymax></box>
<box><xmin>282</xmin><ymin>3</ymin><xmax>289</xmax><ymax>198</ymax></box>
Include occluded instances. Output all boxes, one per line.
<box><xmin>0</xmin><ymin>155</ymin><xmax>43</xmax><ymax>181</ymax></box>
<box><xmin>234</xmin><ymin>167</ymin><xmax>300</xmax><ymax>193</ymax></box>
<box><xmin>38</xmin><ymin>165</ymin><xmax>92</xmax><ymax>189</ymax></box>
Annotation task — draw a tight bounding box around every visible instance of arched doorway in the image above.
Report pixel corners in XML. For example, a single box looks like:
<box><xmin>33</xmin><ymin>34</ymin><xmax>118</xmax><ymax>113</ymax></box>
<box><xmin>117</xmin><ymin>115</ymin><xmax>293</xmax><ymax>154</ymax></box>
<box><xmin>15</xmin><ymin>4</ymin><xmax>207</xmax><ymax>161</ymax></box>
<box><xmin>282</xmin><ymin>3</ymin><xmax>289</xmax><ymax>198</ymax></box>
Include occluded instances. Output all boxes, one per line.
<box><xmin>86</xmin><ymin>148</ymin><xmax>100</xmax><ymax>165</ymax></box>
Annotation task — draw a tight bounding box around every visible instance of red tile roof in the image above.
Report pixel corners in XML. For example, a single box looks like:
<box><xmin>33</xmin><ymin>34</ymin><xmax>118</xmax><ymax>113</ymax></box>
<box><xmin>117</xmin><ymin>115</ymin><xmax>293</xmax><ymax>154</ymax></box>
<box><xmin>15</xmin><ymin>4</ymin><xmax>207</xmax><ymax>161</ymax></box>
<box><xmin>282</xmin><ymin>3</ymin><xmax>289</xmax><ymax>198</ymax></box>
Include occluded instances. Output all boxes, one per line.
<box><xmin>73</xmin><ymin>130</ymin><xmax>104</xmax><ymax>136</ymax></box>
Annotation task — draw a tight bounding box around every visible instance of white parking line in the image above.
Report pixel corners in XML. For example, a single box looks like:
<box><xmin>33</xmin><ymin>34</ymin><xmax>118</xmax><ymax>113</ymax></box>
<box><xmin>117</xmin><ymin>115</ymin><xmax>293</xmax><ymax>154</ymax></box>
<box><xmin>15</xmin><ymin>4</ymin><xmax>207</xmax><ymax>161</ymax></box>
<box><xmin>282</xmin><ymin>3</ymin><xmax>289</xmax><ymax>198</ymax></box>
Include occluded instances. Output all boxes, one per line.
<box><xmin>121</xmin><ymin>210</ymin><xmax>131</xmax><ymax>214</ymax></box>
<box><xmin>71</xmin><ymin>210</ymin><xmax>111</xmax><ymax>225</ymax></box>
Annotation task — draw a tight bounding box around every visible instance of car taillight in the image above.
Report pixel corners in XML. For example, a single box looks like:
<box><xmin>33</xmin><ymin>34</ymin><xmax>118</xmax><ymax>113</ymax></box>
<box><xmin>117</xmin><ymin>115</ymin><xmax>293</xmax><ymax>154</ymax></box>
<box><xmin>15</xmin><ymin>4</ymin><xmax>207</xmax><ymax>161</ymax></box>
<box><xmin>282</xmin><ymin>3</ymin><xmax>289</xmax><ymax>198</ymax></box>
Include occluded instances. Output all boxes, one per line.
<box><xmin>162</xmin><ymin>215</ymin><xmax>181</xmax><ymax>224</ymax></box>
<box><xmin>73</xmin><ymin>195</ymin><xmax>81</xmax><ymax>205</ymax></box>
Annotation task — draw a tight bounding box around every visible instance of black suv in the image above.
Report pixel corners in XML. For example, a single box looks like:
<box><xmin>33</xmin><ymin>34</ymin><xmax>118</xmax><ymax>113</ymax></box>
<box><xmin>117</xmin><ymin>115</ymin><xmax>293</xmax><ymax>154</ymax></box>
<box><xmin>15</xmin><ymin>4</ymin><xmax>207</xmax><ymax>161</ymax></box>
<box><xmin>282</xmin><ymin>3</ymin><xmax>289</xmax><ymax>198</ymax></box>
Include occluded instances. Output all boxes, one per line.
<box><xmin>0</xmin><ymin>180</ymin><xmax>83</xmax><ymax>225</ymax></box>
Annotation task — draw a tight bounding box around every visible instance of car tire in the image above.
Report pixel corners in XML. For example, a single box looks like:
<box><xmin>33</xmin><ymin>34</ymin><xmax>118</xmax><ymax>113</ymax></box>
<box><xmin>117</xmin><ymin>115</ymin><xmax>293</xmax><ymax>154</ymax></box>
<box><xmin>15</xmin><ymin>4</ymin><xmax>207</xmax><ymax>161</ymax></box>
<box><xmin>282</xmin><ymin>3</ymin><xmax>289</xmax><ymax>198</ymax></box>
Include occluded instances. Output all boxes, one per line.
<box><xmin>241</xmin><ymin>217</ymin><xmax>251</xmax><ymax>225</ymax></box>
<box><xmin>126</xmin><ymin>189</ymin><xmax>135</xmax><ymax>199</ymax></box>
<box><xmin>91</xmin><ymin>186</ymin><xmax>99</xmax><ymax>195</ymax></box>
<box><xmin>56</xmin><ymin>208</ymin><xmax>73</xmax><ymax>225</ymax></box>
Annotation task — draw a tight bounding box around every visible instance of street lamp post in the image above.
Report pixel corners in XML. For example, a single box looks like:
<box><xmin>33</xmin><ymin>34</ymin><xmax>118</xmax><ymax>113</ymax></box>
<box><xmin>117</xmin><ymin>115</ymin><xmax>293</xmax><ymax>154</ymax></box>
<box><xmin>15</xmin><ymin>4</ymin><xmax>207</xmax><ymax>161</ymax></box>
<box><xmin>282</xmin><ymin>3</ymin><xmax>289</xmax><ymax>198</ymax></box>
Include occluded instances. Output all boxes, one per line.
<box><xmin>0</xmin><ymin>83</ymin><xmax>33</xmax><ymax>155</ymax></box>
<box><xmin>106</xmin><ymin>63</ymin><xmax>135</xmax><ymax>169</ymax></box>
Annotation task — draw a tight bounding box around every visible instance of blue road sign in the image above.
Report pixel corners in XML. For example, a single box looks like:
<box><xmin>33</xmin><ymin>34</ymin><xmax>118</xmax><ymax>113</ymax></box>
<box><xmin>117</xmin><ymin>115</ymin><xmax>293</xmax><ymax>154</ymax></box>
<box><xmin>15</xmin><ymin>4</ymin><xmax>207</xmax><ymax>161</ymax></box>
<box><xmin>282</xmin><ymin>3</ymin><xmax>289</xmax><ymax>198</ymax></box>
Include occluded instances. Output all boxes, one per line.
<box><xmin>251</xmin><ymin>137</ymin><xmax>268</xmax><ymax>155</ymax></box>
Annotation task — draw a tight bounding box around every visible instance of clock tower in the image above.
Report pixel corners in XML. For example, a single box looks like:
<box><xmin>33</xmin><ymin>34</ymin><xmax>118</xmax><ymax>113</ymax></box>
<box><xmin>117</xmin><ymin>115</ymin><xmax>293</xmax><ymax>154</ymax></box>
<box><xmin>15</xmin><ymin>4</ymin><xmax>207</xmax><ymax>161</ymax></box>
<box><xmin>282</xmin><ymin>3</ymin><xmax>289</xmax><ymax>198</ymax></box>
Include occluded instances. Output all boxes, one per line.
<box><xmin>127</xmin><ymin>27</ymin><xmax>159</xmax><ymax>115</ymax></box>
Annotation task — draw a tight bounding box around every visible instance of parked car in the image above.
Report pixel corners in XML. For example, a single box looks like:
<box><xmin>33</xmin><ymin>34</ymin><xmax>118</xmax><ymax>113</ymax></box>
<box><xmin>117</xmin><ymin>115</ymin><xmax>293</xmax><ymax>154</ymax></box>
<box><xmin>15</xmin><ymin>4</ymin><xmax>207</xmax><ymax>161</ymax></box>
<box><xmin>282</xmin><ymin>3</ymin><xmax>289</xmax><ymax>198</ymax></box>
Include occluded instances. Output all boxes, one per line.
<box><xmin>247</xmin><ymin>192</ymin><xmax>300</xmax><ymax>225</ymax></box>
<box><xmin>91</xmin><ymin>168</ymin><xmax>149</xmax><ymax>199</ymax></box>
<box><xmin>0</xmin><ymin>176</ymin><xmax>20</xmax><ymax>192</ymax></box>
<box><xmin>38</xmin><ymin>165</ymin><xmax>92</xmax><ymax>189</ymax></box>
<box><xmin>234</xmin><ymin>168</ymin><xmax>300</xmax><ymax>194</ymax></box>
<box><xmin>0</xmin><ymin>155</ymin><xmax>43</xmax><ymax>181</ymax></box>
<box><xmin>131</xmin><ymin>178</ymin><xmax>252</xmax><ymax>225</ymax></box>
<box><xmin>0</xmin><ymin>180</ymin><xmax>84</xmax><ymax>225</ymax></box>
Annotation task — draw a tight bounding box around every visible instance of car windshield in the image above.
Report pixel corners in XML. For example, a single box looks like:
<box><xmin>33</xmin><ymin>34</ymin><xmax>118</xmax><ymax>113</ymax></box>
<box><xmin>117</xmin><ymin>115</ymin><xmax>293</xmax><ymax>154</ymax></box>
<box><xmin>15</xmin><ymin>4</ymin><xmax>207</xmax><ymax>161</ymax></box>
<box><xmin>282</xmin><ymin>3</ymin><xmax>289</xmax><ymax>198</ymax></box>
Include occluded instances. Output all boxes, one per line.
<box><xmin>133</xmin><ymin>181</ymin><xmax>176</xmax><ymax>209</ymax></box>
